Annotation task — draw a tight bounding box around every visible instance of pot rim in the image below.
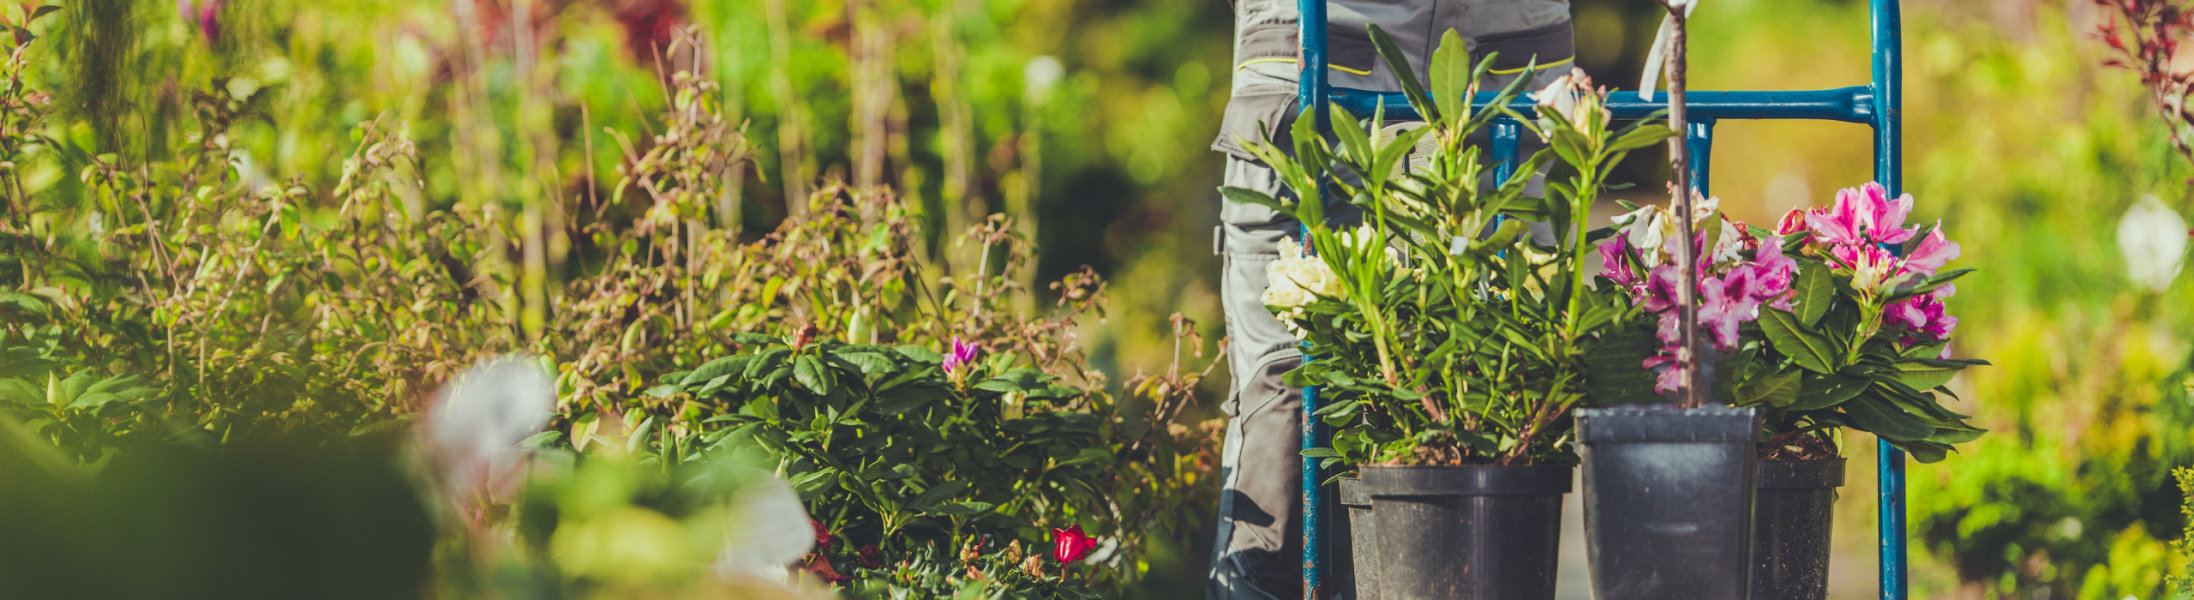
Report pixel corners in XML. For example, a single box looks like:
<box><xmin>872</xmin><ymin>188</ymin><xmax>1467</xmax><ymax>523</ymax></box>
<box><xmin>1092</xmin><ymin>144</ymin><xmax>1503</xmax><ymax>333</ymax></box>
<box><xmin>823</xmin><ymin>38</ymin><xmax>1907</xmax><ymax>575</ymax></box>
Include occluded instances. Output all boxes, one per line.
<box><xmin>1575</xmin><ymin>404</ymin><xmax>1760</xmax><ymax>443</ymax></box>
<box><xmin>1755</xmin><ymin>456</ymin><xmax>1847</xmax><ymax>490</ymax></box>
<box><xmin>1361</xmin><ymin>463</ymin><xmax>1574</xmax><ymax>497</ymax></box>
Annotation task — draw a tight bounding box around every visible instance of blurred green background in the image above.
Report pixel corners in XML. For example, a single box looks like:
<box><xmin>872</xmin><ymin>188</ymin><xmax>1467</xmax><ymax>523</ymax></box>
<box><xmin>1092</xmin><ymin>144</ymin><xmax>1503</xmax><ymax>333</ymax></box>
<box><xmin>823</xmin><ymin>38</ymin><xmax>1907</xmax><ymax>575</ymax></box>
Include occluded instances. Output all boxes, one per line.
<box><xmin>11</xmin><ymin>0</ymin><xmax>2194</xmax><ymax>597</ymax></box>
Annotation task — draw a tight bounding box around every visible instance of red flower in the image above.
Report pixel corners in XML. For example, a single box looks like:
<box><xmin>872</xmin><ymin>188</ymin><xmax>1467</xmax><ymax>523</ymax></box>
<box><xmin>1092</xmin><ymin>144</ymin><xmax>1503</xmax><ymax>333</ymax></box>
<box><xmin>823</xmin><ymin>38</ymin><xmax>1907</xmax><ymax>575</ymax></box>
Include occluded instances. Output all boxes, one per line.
<box><xmin>812</xmin><ymin>519</ymin><xmax>834</xmax><ymax>547</ymax></box>
<box><xmin>1051</xmin><ymin>525</ymin><xmax>1098</xmax><ymax>563</ymax></box>
<box><xmin>859</xmin><ymin>544</ymin><xmax>884</xmax><ymax>569</ymax></box>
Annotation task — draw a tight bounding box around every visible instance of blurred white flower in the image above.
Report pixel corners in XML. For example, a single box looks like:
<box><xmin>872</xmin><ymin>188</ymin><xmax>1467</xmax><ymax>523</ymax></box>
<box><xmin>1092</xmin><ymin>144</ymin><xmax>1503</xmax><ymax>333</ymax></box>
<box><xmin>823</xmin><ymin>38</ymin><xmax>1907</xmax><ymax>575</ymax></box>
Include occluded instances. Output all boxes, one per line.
<box><xmin>1025</xmin><ymin>56</ymin><xmax>1063</xmax><ymax>100</ymax></box>
<box><xmin>423</xmin><ymin>355</ymin><xmax>555</xmax><ymax>501</ymax></box>
<box><xmin>2119</xmin><ymin>194</ymin><xmax>2188</xmax><ymax>293</ymax></box>
<box><xmin>716</xmin><ymin>475</ymin><xmax>816</xmax><ymax>579</ymax></box>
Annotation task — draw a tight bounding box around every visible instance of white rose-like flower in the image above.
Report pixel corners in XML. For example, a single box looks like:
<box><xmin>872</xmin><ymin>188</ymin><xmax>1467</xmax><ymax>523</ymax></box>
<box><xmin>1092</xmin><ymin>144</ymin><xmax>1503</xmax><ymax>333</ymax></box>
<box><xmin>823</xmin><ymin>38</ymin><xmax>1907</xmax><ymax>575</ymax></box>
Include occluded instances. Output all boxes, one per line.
<box><xmin>2120</xmin><ymin>194</ymin><xmax>2188</xmax><ymax>293</ymax></box>
<box><xmin>1263</xmin><ymin>238</ymin><xmax>1344</xmax><ymax>309</ymax></box>
<box><xmin>1616</xmin><ymin>205</ymin><xmax>1679</xmax><ymax>266</ymax></box>
<box><xmin>1711</xmin><ymin>218</ymin><xmax>1745</xmax><ymax>265</ymax></box>
<box><xmin>1535</xmin><ymin>73</ymin><xmax>1578</xmax><ymax>122</ymax></box>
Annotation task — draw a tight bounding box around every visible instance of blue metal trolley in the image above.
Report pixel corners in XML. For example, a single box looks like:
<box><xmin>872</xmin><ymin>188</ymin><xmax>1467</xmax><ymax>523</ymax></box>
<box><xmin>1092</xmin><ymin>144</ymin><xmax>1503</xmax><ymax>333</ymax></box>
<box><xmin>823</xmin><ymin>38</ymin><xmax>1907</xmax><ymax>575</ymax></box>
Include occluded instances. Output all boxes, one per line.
<box><xmin>1293</xmin><ymin>1</ymin><xmax>1910</xmax><ymax>598</ymax></box>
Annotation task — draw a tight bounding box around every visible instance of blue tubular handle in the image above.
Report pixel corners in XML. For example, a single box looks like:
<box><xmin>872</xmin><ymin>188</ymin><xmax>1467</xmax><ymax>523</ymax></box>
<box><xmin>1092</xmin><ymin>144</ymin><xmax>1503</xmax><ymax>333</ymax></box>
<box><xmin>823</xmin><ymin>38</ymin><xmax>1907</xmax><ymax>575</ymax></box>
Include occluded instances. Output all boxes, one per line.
<box><xmin>1871</xmin><ymin>0</ymin><xmax>1907</xmax><ymax>599</ymax></box>
<box><xmin>1297</xmin><ymin>0</ymin><xmax>1329</xmax><ymax>597</ymax></box>
<box><xmin>1687</xmin><ymin>120</ymin><xmax>1716</xmax><ymax>197</ymax></box>
<box><xmin>1492</xmin><ymin>117</ymin><xmax>1522</xmax><ymax>183</ymax></box>
<box><xmin>1328</xmin><ymin>87</ymin><xmax>1877</xmax><ymax>123</ymax></box>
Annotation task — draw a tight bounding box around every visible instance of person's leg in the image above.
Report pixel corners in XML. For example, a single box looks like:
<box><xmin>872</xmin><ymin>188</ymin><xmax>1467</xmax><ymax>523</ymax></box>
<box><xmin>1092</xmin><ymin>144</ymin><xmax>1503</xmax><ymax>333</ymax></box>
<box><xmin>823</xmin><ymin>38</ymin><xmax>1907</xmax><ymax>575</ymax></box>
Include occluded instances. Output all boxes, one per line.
<box><xmin>1208</xmin><ymin>156</ymin><xmax>1306</xmax><ymax>600</ymax></box>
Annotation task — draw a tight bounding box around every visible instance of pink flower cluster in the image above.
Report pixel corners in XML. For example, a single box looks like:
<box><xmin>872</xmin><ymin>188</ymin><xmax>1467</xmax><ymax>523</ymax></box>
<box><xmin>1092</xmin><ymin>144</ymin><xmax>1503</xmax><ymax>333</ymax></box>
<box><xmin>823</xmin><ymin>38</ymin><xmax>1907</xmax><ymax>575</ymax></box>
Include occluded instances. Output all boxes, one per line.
<box><xmin>1600</xmin><ymin>201</ymin><xmax>1798</xmax><ymax>393</ymax></box>
<box><xmin>1777</xmin><ymin>182</ymin><xmax>1961</xmax><ymax>348</ymax></box>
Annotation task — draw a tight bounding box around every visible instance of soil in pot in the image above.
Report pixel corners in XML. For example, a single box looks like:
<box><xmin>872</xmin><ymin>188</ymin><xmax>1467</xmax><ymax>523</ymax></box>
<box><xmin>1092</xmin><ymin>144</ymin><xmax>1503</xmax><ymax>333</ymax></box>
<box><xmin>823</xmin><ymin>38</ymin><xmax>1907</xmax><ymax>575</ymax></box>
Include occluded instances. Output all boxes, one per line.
<box><xmin>1575</xmin><ymin>404</ymin><xmax>1760</xmax><ymax>600</ymax></box>
<box><xmin>1751</xmin><ymin>457</ymin><xmax>1845</xmax><ymax>600</ymax></box>
<box><xmin>1363</xmin><ymin>463</ymin><xmax>1571</xmax><ymax>600</ymax></box>
<box><xmin>1339</xmin><ymin>475</ymin><xmax>1378</xmax><ymax>600</ymax></box>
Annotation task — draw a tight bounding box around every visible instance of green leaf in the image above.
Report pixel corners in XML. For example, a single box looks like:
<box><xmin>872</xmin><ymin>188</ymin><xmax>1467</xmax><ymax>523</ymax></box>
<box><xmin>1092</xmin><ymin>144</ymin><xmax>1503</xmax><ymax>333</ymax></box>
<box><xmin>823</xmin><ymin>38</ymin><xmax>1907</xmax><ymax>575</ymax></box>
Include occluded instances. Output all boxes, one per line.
<box><xmin>1923</xmin><ymin>424</ymin><xmax>1986</xmax><ymax>445</ymax></box>
<box><xmin>1329</xmin><ymin>102</ymin><xmax>1374</xmax><ymax>165</ymax></box>
<box><xmin>793</xmin><ymin>356</ymin><xmax>830</xmax><ymax>395</ymax></box>
<box><xmin>1609</xmin><ymin>123</ymin><xmax>1678</xmax><ymax>152</ymax></box>
<box><xmin>834</xmin><ymin>351</ymin><xmax>896</xmax><ymax>375</ymax></box>
<box><xmin>876</xmin><ymin>387</ymin><xmax>947</xmax><ymax>415</ymax></box>
<box><xmin>1058</xmin><ymin>447</ymin><xmax>1112</xmax><ymax>466</ymax></box>
<box><xmin>1220</xmin><ymin>186</ymin><xmax>1291</xmax><ymax>213</ymax></box>
<box><xmin>66</xmin><ymin>392</ymin><xmax>122</xmax><ymax>409</ymax></box>
<box><xmin>894</xmin><ymin>344</ymin><xmax>943</xmax><ymax>364</ymax></box>
<box><xmin>681</xmin><ymin>355</ymin><xmax>751</xmax><ymax>385</ymax></box>
<box><xmin>908</xmin><ymin>480</ymin><xmax>972</xmax><ymax>511</ymax></box>
<box><xmin>1786</xmin><ymin>372</ymin><xmax>1868</xmax><ymax>411</ymax></box>
<box><xmin>1759</xmin><ymin>309</ymin><xmax>1837</xmax><ymax>374</ymax></box>
<box><xmin>1735</xmin><ymin>371</ymin><xmax>1802</xmax><ymax>408</ymax></box>
<box><xmin>1899</xmin><ymin>441</ymin><xmax>1953</xmax><ymax>464</ymax></box>
<box><xmin>1300</xmin><ymin>447</ymin><xmax>1343</xmax><ymax>459</ymax></box>
<box><xmin>929</xmin><ymin>501</ymin><xmax>996</xmax><ymax>516</ymax></box>
<box><xmin>1893</xmin><ymin>360</ymin><xmax>1962</xmax><ymax>391</ymax></box>
<box><xmin>1792</xmin><ymin>260</ymin><xmax>1835</xmax><ymax>327</ymax></box>
<box><xmin>1428</xmin><ymin>29</ymin><xmax>1469</xmax><ymax>127</ymax></box>
<box><xmin>1368</xmin><ymin>23</ymin><xmax>1437</xmax><ymax>123</ymax></box>
<box><xmin>1841</xmin><ymin>396</ymin><xmax>1935</xmax><ymax>442</ymax></box>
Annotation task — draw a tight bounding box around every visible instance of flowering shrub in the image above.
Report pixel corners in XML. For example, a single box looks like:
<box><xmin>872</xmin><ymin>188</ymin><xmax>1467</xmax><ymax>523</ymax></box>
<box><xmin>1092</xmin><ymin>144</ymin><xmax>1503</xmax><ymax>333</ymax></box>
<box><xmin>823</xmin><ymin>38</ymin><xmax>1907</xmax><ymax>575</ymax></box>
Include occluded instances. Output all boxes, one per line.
<box><xmin>1601</xmin><ymin>182</ymin><xmax>1987</xmax><ymax>461</ymax></box>
<box><xmin>1600</xmin><ymin>194</ymin><xmax>1799</xmax><ymax>394</ymax></box>
<box><xmin>1230</xmin><ymin>28</ymin><xmax>1676</xmax><ymax>467</ymax></box>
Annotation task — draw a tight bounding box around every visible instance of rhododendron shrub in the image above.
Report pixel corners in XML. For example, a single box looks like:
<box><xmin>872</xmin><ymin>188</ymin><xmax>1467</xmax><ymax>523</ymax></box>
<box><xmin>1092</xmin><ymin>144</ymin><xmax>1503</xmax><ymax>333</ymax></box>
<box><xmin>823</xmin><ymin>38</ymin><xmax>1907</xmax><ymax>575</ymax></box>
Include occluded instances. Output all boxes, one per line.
<box><xmin>1601</xmin><ymin>182</ymin><xmax>1987</xmax><ymax>462</ymax></box>
<box><xmin>1228</xmin><ymin>27</ymin><xmax>1677</xmax><ymax>468</ymax></box>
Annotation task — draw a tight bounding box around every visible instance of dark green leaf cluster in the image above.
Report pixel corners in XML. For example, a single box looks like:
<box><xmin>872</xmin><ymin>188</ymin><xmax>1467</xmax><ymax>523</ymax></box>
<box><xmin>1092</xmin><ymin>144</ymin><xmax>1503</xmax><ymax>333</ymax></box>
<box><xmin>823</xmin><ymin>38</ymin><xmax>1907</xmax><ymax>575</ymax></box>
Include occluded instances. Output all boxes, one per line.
<box><xmin>1722</xmin><ymin>252</ymin><xmax>1986</xmax><ymax>463</ymax></box>
<box><xmin>666</xmin><ymin>334</ymin><xmax>1115</xmax><ymax>591</ymax></box>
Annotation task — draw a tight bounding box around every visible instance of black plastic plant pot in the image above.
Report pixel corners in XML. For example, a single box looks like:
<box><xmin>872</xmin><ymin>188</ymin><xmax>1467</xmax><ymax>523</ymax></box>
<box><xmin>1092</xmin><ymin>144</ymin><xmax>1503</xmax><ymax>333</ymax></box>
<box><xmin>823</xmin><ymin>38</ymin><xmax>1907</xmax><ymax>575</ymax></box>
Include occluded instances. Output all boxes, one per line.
<box><xmin>1575</xmin><ymin>404</ymin><xmax>1762</xmax><ymax>600</ymax></box>
<box><xmin>1750</xmin><ymin>458</ymin><xmax>1845</xmax><ymax>600</ymax></box>
<box><xmin>1338</xmin><ymin>475</ymin><xmax>1380</xmax><ymax>600</ymax></box>
<box><xmin>1362</xmin><ymin>464</ymin><xmax>1572</xmax><ymax>600</ymax></box>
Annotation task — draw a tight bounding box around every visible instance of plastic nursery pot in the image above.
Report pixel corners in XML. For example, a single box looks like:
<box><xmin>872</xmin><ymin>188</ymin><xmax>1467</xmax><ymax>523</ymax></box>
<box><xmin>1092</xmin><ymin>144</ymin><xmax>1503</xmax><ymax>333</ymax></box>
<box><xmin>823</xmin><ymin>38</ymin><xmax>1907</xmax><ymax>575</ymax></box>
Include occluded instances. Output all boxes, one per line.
<box><xmin>1750</xmin><ymin>458</ymin><xmax>1845</xmax><ymax>600</ymax></box>
<box><xmin>1363</xmin><ymin>463</ymin><xmax>1572</xmax><ymax>600</ymax></box>
<box><xmin>1575</xmin><ymin>404</ymin><xmax>1762</xmax><ymax>600</ymax></box>
<box><xmin>1338</xmin><ymin>475</ymin><xmax>1379</xmax><ymax>600</ymax></box>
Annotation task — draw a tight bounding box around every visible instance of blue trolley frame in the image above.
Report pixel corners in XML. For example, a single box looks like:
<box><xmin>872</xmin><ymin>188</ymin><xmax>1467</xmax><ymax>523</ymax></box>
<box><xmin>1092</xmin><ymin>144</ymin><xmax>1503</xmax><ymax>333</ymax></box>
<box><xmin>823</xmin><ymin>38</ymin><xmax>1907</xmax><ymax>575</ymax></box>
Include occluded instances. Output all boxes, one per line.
<box><xmin>1293</xmin><ymin>1</ymin><xmax>1909</xmax><ymax>598</ymax></box>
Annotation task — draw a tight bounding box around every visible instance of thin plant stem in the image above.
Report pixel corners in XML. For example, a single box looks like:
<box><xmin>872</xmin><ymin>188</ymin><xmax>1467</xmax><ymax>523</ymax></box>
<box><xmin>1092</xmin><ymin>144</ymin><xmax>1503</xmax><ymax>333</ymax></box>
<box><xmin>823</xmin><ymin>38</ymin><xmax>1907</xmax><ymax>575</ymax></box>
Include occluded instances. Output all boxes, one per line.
<box><xmin>1664</xmin><ymin>5</ymin><xmax>1707</xmax><ymax>408</ymax></box>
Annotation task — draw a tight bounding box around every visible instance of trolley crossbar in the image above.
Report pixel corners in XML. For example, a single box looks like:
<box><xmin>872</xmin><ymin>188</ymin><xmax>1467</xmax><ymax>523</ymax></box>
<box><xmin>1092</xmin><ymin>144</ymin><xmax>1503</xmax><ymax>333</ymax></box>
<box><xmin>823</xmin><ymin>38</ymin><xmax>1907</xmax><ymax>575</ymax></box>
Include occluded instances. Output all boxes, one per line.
<box><xmin>1326</xmin><ymin>86</ymin><xmax>1877</xmax><ymax>124</ymax></box>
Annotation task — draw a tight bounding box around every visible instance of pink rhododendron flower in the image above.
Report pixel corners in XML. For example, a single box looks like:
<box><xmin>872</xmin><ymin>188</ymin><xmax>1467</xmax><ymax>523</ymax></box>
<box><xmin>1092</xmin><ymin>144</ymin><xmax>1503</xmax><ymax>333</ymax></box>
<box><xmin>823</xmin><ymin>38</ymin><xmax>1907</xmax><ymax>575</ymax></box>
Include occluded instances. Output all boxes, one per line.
<box><xmin>1600</xmin><ymin>235</ymin><xmax>1639</xmax><ymax>291</ymax></box>
<box><xmin>1885</xmin><ymin>293</ymin><xmax>1957</xmax><ymax>342</ymax></box>
<box><xmin>943</xmin><ymin>337</ymin><xmax>980</xmax><ymax>375</ymax></box>
<box><xmin>1808</xmin><ymin>182</ymin><xmax>1919</xmax><ymax>248</ymax></box>
<box><xmin>1698</xmin><ymin>270</ymin><xmax>1764</xmax><ymax>351</ymax></box>
<box><xmin>1748</xmin><ymin>242</ymin><xmax>1798</xmax><ymax>308</ymax></box>
<box><xmin>1052</xmin><ymin>525</ymin><xmax>1098</xmax><ymax>563</ymax></box>
<box><xmin>1641</xmin><ymin>265</ymin><xmax>1683</xmax><ymax>315</ymax></box>
<box><xmin>1902</xmin><ymin>222</ymin><xmax>1962</xmax><ymax>275</ymax></box>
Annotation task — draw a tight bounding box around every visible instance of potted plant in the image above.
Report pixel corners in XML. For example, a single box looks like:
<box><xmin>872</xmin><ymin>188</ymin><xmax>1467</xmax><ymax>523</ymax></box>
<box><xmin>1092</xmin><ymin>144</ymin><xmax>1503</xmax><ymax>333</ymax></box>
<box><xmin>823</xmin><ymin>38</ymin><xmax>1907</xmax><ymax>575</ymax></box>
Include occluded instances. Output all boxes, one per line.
<box><xmin>1564</xmin><ymin>4</ymin><xmax>1765</xmax><ymax>597</ymax></box>
<box><xmin>1743</xmin><ymin>182</ymin><xmax>1983</xmax><ymax>598</ymax></box>
<box><xmin>1595</xmin><ymin>181</ymin><xmax>1986</xmax><ymax>599</ymax></box>
<box><xmin>1223</xmin><ymin>27</ymin><xmax>1674</xmax><ymax>599</ymax></box>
